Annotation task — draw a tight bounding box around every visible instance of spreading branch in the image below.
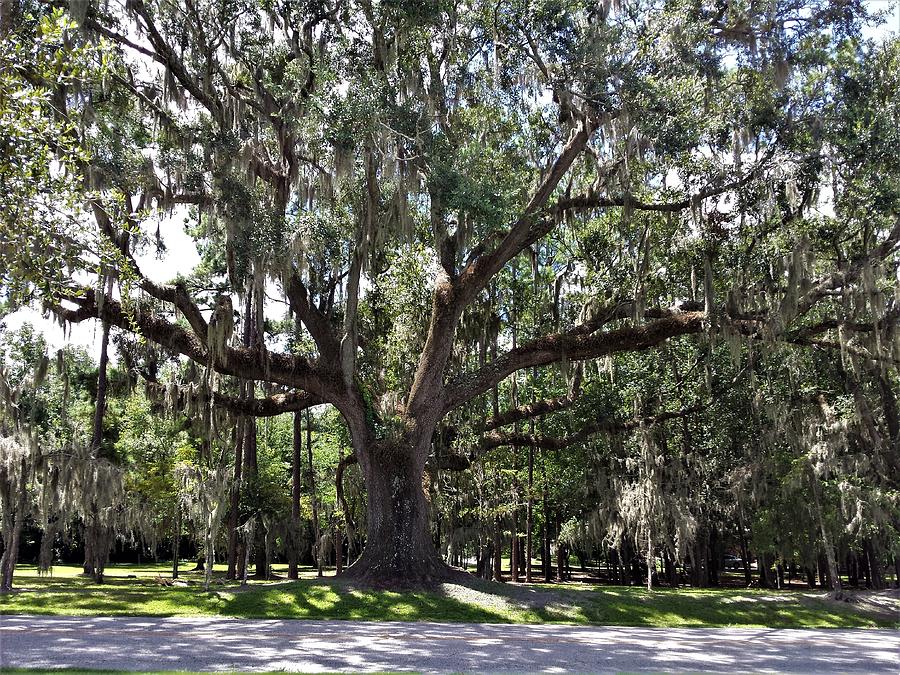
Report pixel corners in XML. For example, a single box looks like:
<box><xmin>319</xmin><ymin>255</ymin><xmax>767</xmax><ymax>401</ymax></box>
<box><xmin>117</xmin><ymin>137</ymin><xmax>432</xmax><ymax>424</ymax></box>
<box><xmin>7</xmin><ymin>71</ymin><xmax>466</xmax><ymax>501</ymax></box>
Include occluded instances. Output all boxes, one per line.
<box><xmin>52</xmin><ymin>290</ymin><xmax>331</xmax><ymax>399</ymax></box>
<box><xmin>146</xmin><ymin>381</ymin><xmax>322</xmax><ymax>417</ymax></box>
<box><xmin>444</xmin><ymin>311</ymin><xmax>705</xmax><ymax>413</ymax></box>
<box><xmin>480</xmin><ymin>405</ymin><xmax>704</xmax><ymax>452</ymax></box>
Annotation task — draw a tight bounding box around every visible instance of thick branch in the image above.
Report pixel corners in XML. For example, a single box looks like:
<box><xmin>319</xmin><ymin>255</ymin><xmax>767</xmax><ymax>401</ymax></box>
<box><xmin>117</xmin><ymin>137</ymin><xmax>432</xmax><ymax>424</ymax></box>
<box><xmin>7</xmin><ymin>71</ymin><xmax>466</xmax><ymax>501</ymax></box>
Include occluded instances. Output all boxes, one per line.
<box><xmin>555</xmin><ymin>155</ymin><xmax>773</xmax><ymax>215</ymax></box>
<box><xmin>53</xmin><ymin>290</ymin><xmax>330</xmax><ymax>398</ymax></box>
<box><xmin>127</xmin><ymin>0</ymin><xmax>225</xmax><ymax>125</ymax></box>
<box><xmin>284</xmin><ymin>271</ymin><xmax>340</xmax><ymax>362</ymax></box>
<box><xmin>480</xmin><ymin>391</ymin><xmax>579</xmax><ymax>432</ymax></box>
<box><xmin>444</xmin><ymin>311</ymin><xmax>705</xmax><ymax>413</ymax></box>
<box><xmin>480</xmin><ymin>406</ymin><xmax>704</xmax><ymax>452</ymax></box>
<box><xmin>146</xmin><ymin>381</ymin><xmax>322</xmax><ymax>417</ymax></box>
<box><xmin>796</xmin><ymin>218</ymin><xmax>900</xmax><ymax>318</ymax></box>
<box><xmin>92</xmin><ymin>197</ymin><xmax>210</xmax><ymax>343</ymax></box>
<box><xmin>407</xmin><ymin>117</ymin><xmax>598</xmax><ymax>417</ymax></box>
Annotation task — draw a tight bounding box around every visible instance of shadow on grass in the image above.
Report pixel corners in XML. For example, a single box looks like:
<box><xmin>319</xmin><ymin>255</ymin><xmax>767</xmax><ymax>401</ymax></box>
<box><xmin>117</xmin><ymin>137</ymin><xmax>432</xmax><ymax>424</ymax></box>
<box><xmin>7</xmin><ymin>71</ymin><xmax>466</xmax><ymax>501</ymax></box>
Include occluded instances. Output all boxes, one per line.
<box><xmin>2</xmin><ymin>564</ymin><xmax>896</xmax><ymax>628</ymax></box>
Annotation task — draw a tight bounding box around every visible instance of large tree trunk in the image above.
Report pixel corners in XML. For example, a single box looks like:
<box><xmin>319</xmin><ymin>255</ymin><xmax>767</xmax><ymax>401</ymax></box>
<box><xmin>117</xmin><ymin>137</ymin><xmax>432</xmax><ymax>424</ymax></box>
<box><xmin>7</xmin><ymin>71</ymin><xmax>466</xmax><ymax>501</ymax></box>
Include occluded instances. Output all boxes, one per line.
<box><xmin>342</xmin><ymin>441</ymin><xmax>455</xmax><ymax>585</ymax></box>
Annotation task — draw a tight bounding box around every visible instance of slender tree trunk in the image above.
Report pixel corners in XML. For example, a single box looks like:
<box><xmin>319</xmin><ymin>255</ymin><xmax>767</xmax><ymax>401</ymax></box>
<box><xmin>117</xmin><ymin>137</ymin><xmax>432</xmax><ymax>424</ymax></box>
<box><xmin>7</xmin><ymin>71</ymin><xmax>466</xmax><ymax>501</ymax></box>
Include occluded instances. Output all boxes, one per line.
<box><xmin>509</xmin><ymin>448</ymin><xmax>519</xmax><ymax>582</ymax></box>
<box><xmin>226</xmin><ymin>422</ymin><xmax>244</xmax><ymax>580</ymax></box>
<box><xmin>738</xmin><ymin>524</ymin><xmax>752</xmax><ymax>587</ymax></box>
<box><xmin>288</xmin><ymin>411</ymin><xmax>302</xmax><ymax>580</ymax></box>
<box><xmin>91</xmin><ymin>321</ymin><xmax>110</xmax><ymax>454</ymax></box>
<box><xmin>525</xmin><ymin>444</ymin><xmax>534</xmax><ymax>582</ymax></box>
<box><xmin>240</xmin><ymin>520</ymin><xmax>253</xmax><ymax>587</ymax></box>
<box><xmin>492</xmin><ymin>513</ymin><xmax>503</xmax><ymax>582</ymax></box>
<box><xmin>541</xmin><ymin>452</ymin><xmax>552</xmax><ymax>582</ymax></box>
<box><xmin>172</xmin><ymin>503</ymin><xmax>181</xmax><ymax>580</ymax></box>
<box><xmin>810</xmin><ymin>472</ymin><xmax>842</xmax><ymax>598</ymax></box>
<box><xmin>228</xmin><ymin>291</ymin><xmax>255</xmax><ymax>580</ymax></box>
<box><xmin>82</xmin><ymin>532</ymin><xmax>94</xmax><ymax>577</ymax></box>
<box><xmin>708</xmin><ymin>526</ymin><xmax>720</xmax><ymax>587</ymax></box>
<box><xmin>83</xmin><ymin>321</ymin><xmax>111</xmax><ymax>581</ymax></box>
<box><xmin>243</xmin><ymin>418</ymin><xmax>266</xmax><ymax>578</ymax></box>
<box><xmin>556</xmin><ymin>518</ymin><xmax>565</xmax><ymax>583</ymax></box>
<box><xmin>817</xmin><ymin>552</ymin><xmax>830</xmax><ymax>589</ymax></box>
<box><xmin>805</xmin><ymin>566</ymin><xmax>816</xmax><ymax>588</ymax></box>
<box><xmin>863</xmin><ymin>539</ymin><xmax>884</xmax><ymax>590</ymax></box>
<box><xmin>664</xmin><ymin>549</ymin><xmax>677</xmax><ymax>587</ymax></box>
<box><xmin>510</xmin><ymin>448</ymin><xmax>519</xmax><ymax>582</ymax></box>
<box><xmin>333</xmin><ymin>522</ymin><xmax>343</xmax><ymax>575</ymax></box>
<box><xmin>306</xmin><ymin>409</ymin><xmax>322</xmax><ymax>578</ymax></box>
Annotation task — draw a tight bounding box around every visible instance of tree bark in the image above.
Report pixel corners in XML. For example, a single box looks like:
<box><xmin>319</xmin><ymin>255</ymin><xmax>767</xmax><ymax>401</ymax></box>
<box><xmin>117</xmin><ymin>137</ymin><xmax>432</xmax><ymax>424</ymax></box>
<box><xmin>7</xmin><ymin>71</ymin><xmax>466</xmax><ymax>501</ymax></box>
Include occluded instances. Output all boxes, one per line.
<box><xmin>333</xmin><ymin>522</ymin><xmax>343</xmax><ymax>575</ymax></box>
<box><xmin>83</xmin><ymin>321</ymin><xmax>111</xmax><ymax>581</ymax></box>
<box><xmin>342</xmin><ymin>441</ymin><xmax>453</xmax><ymax>585</ymax></box>
<box><xmin>510</xmin><ymin>449</ymin><xmax>519</xmax><ymax>582</ymax></box>
<box><xmin>738</xmin><ymin>521</ymin><xmax>752</xmax><ymax>587</ymax></box>
<box><xmin>811</xmin><ymin>472</ymin><xmax>842</xmax><ymax>597</ymax></box>
<box><xmin>863</xmin><ymin>539</ymin><xmax>884</xmax><ymax>590</ymax></box>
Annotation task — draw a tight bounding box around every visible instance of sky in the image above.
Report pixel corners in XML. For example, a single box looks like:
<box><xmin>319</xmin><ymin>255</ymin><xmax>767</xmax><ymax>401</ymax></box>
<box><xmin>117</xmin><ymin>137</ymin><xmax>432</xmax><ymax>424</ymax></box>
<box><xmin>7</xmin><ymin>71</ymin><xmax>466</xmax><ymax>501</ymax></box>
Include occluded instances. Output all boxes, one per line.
<box><xmin>2</xmin><ymin>0</ymin><xmax>898</xmax><ymax>363</ymax></box>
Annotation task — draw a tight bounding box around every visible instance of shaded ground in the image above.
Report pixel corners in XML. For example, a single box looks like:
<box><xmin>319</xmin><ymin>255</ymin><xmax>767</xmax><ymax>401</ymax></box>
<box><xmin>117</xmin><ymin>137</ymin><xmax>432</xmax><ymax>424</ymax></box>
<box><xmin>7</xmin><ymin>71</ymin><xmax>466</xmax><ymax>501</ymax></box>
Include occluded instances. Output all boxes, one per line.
<box><xmin>1</xmin><ymin>615</ymin><xmax>898</xmax><ymax>674</ymax></box>
<box><xmin>1</xmin><ymin>564</ymin><xmax>896</xmax><ymax>628</ymax></box>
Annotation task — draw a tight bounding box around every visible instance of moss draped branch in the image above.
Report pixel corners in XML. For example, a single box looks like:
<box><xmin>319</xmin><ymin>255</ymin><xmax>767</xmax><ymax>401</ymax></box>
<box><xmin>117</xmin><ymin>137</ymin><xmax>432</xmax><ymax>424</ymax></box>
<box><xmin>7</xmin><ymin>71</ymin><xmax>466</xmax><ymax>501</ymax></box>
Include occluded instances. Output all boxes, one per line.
<box><xmin>444</xmin><ymin>311</ymin><xmax>706</xmax><ymax>414</ymax></box>
<box><xmin>52</xmin><ymin>289</ymin><xmax>332</xmax><ymax>399</ymax></box>
<box><xmin>480</xmin><ymin>405</ymin><xmax>704</xmax><ymax>452</ymax></box>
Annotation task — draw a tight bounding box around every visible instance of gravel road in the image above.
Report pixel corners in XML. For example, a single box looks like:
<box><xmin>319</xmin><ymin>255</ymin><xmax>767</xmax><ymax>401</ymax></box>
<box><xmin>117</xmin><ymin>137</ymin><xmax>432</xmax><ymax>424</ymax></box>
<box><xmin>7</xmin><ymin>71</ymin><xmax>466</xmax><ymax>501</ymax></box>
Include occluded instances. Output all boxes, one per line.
<box><xmin>1</xmin><ymin>614</ymin><xmax>897</xmax><ymax>673</ymax></box>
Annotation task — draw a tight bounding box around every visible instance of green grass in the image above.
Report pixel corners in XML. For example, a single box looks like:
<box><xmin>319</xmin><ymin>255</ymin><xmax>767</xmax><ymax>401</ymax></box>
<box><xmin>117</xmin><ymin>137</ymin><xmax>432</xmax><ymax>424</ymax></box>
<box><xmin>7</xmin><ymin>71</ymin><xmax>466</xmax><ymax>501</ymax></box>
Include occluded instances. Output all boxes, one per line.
<box><xmin>1</xmin><ymin>563</ymin><xmax>896</xmax><ymax>628</ymax></box>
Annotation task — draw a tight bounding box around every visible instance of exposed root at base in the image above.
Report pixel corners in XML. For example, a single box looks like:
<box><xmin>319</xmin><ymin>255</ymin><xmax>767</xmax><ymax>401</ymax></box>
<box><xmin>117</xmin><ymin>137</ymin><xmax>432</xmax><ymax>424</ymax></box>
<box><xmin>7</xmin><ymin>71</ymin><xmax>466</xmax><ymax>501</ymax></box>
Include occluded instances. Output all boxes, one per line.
<box><xmin>339</xmin><ymin>556</ymin><xmax>471</xmax><ymax>589</ymax></box>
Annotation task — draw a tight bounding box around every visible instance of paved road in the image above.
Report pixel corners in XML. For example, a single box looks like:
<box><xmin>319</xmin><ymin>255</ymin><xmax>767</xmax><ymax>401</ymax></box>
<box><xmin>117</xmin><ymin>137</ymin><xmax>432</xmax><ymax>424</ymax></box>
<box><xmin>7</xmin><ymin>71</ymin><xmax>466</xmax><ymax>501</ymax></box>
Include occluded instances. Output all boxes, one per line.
<box><xmin>1</xmin><ymin>615</ymin><xmax>898</xmax><ymax>673</ymax></box>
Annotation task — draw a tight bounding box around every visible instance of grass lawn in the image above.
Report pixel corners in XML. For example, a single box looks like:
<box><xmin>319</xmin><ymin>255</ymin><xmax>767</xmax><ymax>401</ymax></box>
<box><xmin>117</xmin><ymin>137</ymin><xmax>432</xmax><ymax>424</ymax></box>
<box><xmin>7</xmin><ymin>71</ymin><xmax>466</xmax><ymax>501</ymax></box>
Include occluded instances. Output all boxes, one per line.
<box><xmin>0</xmin><ymin>563</ymin><xmax>896</xmax><ymax>628</ymax></box>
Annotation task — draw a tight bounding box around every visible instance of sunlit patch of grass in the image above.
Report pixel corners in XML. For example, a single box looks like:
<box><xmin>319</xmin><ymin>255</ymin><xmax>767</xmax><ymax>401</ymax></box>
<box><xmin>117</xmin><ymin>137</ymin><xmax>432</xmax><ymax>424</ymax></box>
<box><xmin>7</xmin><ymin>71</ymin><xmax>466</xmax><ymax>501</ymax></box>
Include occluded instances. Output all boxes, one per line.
<box><xmin>1</xmin><ymin>563</ymin><xmax>896</xmax><ymax>628</ymax></box>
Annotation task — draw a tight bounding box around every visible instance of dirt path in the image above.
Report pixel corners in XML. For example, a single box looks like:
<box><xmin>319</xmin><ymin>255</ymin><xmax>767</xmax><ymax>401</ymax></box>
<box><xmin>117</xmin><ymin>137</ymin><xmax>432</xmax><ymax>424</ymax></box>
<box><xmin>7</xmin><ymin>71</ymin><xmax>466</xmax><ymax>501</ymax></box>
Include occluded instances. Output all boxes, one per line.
<box><xmin>1</xmin><ymin>614</ymin><xmax>898</xmax><ymax>673</ymax></box>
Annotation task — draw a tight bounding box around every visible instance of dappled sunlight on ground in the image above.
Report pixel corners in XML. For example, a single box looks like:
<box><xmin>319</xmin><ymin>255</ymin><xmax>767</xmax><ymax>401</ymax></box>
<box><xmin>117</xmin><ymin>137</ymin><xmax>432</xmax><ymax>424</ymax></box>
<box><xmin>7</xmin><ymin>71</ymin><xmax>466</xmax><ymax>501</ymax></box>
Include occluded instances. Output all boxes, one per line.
<box><xmin>1</xmin><ymin>615</ymin><xmax>898</xmax><ymax>674</ymax></box>
<box><xmin>1</xmin><ymin>564</ymin><xmax>896</xmax><ymax>629</ymax></box>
